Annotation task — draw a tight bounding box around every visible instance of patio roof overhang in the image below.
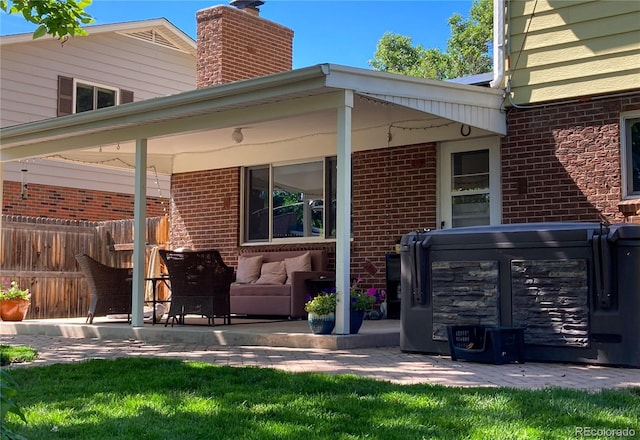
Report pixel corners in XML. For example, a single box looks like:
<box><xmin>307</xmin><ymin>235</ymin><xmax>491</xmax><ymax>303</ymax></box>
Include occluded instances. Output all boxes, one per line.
<box><xmin>0</xmin><ymin>63</ymin><xmax>507</xmax><ymax>334</ymax></box>
<box><xmin>0</xmin><ymin>64</ymin><xmax>506</xmax><ymax>173</ymax></box>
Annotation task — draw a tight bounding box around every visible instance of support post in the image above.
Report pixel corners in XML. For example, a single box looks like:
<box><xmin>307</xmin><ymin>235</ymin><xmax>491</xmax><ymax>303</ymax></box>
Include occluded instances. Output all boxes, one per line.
<box><xmin>131</xmin><ymin>138</ymin><xmax>147</xmax><ymax>327</ymax></box>
<box><xmin>335</xmin><ymin>90</ymin><xmax>353</xmax><ymax>334</ymax></box>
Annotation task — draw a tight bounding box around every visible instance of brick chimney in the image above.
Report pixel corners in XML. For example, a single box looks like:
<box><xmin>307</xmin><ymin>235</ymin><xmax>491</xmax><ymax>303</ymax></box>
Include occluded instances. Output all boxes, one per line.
<box><xmin>196</xmin><ymin>2</ymin><xmax>294</xmax><ymax>88</ymax></box>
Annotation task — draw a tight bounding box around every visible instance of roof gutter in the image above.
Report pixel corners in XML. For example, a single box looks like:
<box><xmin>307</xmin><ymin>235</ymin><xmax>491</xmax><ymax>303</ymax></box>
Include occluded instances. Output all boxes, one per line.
<box><xmin>490</xmin><ymin>0</ymin><xmax>506</xmax><ymax>89</ymax></box>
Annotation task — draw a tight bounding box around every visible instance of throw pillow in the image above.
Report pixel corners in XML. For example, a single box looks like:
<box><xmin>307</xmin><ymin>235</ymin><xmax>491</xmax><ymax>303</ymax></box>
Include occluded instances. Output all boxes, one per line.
<box><xmin>284</xmin><ymin>252</ymin><xmax>312</xmax><ymax>284</ymax></box>
<box><xmin>236</xmin><ymin>255</ymin><xmax>263</xmax><ymax>284</ymax></box>
<box><xmin>255</xmin><ymin>261</ymin><xmax>287</xmax><ymax>285</ymax></box>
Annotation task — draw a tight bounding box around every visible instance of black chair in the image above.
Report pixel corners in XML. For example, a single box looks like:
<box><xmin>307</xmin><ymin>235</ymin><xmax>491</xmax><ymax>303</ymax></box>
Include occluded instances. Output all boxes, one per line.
<box><xmin>159</xmin><ymin>249</ymin><xmax>233</xmax><ymax>326</ymax></box>
<box><xmin>76</xmin><ymin>254</ymin><xmax>133</xmax><ymax>324</ymax></box>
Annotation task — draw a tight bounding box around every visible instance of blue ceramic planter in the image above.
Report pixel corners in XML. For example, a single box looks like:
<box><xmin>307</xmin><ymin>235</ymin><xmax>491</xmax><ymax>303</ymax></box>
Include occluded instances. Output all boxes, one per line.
<box><xmin>308</xmin><ymin>312</ymin><xmax>335</xmax><ymax>335</ymax></box>
<box><xmin>350</xmin><ymin>310</ymin><xmax>365</xmax><ymax>334</ymax></box>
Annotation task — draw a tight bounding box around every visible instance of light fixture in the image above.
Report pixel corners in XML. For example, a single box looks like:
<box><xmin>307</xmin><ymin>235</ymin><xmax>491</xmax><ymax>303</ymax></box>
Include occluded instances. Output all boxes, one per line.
<box><xmin>21</xmin><ymin>167</ymin><xmax>28</xmax><ymax>200</ymax></box>
<box><xmin>232</xmin><ymin>128</ymin><xmax>244</xmax><ymax>144</ymax></box>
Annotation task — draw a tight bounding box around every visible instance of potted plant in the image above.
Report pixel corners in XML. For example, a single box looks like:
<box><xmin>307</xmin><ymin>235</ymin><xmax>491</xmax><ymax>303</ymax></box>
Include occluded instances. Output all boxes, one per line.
<box><xmin>305</xmin><ymin>289</ymin><xmax>337</xmax><ymax>334</ymax></box>
<box><xmin>0</xmin><ymin>279</ymin><xmax>31</xmax><ymax>321</ymax></box>
<box><xmin>365</xmin><ymin>288</ymin><xmax>387</xmax><ymax>320</ymax></box>
<box><xmin>348</xmin><ymin>278</ymin><xmax>384</xmax><ymax>334</ymax></box>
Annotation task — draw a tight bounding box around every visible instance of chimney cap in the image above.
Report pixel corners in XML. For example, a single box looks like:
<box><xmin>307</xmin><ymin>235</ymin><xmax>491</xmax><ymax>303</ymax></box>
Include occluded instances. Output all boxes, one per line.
<box><xmin>230</xmin><ymin>0</ymin><xmax>265</xmax><ymax>11</ymax></box>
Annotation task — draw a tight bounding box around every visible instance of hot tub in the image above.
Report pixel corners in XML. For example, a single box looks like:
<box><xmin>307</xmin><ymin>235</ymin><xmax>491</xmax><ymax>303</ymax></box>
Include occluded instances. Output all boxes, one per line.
<box><xmin>399</xmin><ymin>222</ymin><xmax>640</xmax><ymax>367</ymax></box>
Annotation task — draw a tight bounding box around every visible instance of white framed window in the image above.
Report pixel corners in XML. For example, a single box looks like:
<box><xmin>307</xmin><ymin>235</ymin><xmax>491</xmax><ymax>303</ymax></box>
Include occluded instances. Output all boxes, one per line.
<box><xmin>74</xmin><ymin>79</ymin><xmax>118</xmax><ymax>113</ymax></box>
<box><xmin>242</xmin><ymin>157</ymin><xmax>338</xmax><ymax>243</ymax></box>
<box><xmin>58</xmin><ymin>76</ymin><xmax>133</xmax><ymax>117</ymax></box>
<box><xmin>438</xmin><ymin>138</ymin><xmax>501</xmax><ymax>228</ymax></box>
<box><xmin>621</xmin><ymin>110</ymin><xmax>640</xmax><ymax>198</ymax></box>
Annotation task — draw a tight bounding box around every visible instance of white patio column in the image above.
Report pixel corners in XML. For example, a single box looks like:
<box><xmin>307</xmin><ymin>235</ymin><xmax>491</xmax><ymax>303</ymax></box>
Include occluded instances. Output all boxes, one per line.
<box><xmin>335</xmin><ymin>90</ymin><xmax>353</xmax><ymax>334</ymax></box>
<box><xmin>131</xmin><ymin>138</ymin><xmax>147</xmax><ymax>327</ymax></box>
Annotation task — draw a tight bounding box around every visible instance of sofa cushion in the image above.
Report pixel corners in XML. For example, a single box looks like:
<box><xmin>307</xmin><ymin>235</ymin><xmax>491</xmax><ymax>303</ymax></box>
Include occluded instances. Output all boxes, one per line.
<box><xmin>230</xmin><ymin>283</ymin><xmax>291</xmax><ymax>297</ymax></box>
<box><xmin>284</xmin><ymin>252</ymin><xmax>311</xmax><ymax>284</ymax></box>
<box><xmin>255</xmin><ymin>261</ymin><xmax>287</xmax><ymax>284</ymax></box>
<box><xmin>239</xmin><ymin>250</ymin><xmax>327</xmax><ymax>271</ymax></box>
<box><xmin>236</xmin><ymin>255</ymin><xmax>263</xmax><ymax>284</ymax></box>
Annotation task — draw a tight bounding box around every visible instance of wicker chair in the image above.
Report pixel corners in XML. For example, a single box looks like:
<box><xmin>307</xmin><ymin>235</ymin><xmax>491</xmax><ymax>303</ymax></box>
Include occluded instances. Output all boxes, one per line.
<box><xmin>76</xmin><ymin>254</ymin><xmax>133</xmax><ymax>324</ymax></box>
<box><xmin>159</xmin><ymin>249</ymin><xmax>233</xmax><ymax>326</ymax></box>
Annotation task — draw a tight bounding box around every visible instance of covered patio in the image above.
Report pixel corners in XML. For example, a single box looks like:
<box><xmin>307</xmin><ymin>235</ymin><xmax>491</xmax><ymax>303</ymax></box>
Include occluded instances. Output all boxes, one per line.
<box><xmin>1</xmin><ymin>63</ymin><xmax>506</xmax><ymax>333</ymax></box>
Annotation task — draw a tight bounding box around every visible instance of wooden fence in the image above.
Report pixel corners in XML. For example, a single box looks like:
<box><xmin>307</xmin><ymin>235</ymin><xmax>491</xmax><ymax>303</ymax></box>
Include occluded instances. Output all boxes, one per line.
<box><xmin>1</xmin><ymin>215</ymin><xmax>169</xmax><ymax>319</ymax></box>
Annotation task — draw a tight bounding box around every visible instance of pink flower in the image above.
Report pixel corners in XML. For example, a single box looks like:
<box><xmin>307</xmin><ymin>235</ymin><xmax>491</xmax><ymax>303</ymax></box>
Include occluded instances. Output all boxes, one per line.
<box><xmin>366</xmin><ymin>288</ymin><xmax>377</xmax><ymax>297</ymax></box>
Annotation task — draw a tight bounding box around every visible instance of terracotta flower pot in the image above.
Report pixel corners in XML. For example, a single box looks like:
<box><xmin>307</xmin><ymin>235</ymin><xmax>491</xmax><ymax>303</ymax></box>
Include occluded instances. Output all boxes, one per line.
<box><xmin>0</xmin><ymin>298</ymin><xmax>31</xmax><ymax>321</ymax></box>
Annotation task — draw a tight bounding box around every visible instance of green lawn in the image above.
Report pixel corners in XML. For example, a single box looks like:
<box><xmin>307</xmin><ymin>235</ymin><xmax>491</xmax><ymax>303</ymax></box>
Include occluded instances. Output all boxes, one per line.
<box><xmin>3</xmin><ymin>357</ymin><xmax>639</xmax><ymax>440</ymax></box>
<box><xmin>0</xmin><ymin>344</ymin><xmax>38</xmax><ymax>365</ymax></box>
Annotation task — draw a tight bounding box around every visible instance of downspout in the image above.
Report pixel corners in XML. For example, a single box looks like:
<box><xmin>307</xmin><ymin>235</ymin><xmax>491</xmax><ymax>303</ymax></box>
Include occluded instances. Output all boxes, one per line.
<box><xmin>490</xmin><ymin>0</ymin><xmax>506</xmax><ymax>89</ymax></box>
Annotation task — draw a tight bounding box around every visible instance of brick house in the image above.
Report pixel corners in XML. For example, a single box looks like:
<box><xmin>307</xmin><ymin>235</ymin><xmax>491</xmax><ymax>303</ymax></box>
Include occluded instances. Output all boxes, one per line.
<box><xmin>0</xmin><ymin>19</ymin><xmax>197</xmax><ymax>220</ymax></box>
<box><xmin>499</xmin><ymin>1</ymin><xmax>640</xmax><ymax>225</ymax></box>
<box><xmin>1</xmin><ymin>1</ymin><xmax>638</xmax><ymax>332</ymax></box>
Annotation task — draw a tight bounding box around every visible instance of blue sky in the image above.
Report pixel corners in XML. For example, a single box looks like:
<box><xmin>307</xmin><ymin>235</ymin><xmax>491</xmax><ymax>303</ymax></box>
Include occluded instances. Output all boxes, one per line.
<box><xmin>0</xmin><ymin>0</ymin><xmax>473</xmax><ymax>69</ymax></box>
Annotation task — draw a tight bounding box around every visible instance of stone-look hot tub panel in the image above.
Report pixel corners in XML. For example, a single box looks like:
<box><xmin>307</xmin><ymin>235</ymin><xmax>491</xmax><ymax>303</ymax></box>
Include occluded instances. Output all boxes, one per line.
<box><xmin>432</xmin><ymin>260</ymin><xmax>499</xmax><ymax>341</ymax></box>
<box><xmin>511</xmin><ymin>259</ymin><xmax>589</xmax><ymax>347</ymax></box>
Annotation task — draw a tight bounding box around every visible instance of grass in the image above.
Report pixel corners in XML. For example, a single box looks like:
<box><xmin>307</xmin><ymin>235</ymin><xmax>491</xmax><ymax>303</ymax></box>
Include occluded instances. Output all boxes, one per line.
<box><xmin>2</xmin><ymin>357</ymin><xmax>638</xmax><ymax>440</ymax></box>
<box><xmin>0</xmin><ymin>344</ymin><xmax>38</xmax><ymax>366</ymax></box>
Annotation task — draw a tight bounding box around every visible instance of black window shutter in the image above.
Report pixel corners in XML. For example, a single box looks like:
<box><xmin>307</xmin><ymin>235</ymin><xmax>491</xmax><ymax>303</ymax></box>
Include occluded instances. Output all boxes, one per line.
<box><xmin>57</xmin><ymin>75</ymin><xmax>73</xmax><ymax>116</ymax></box>
<box><xmin>120</xmin><ymin>89</ymin><xmax>134</xmax><ymax>104</ymax></box>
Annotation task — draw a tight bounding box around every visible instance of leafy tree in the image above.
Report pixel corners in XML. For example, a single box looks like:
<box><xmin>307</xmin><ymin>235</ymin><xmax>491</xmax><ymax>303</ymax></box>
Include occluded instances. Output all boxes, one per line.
<box><xmin>369</xmin><ymin>33</ymin><xmax>426</xmax><ymax>76</ymax></box>
<box><xmin>446</xmin><ymin>0</ymin><xmax>493</xmax><ymax>78</ymax></box>
<box><xmin>369</xmin><ymin>0</ymin><xmax>492</xmax><ymax>80</ymax></box>
<box><xmin>0</xmin><ymin>0</ymin><xmax>94</xmax><ymax>40</ymax></box>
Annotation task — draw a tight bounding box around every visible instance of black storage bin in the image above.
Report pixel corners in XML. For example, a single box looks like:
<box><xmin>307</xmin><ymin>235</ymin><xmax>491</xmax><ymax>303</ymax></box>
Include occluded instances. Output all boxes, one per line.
<box><xmin>447</xmin><ymin>325</ymin><xmax>525</xmax><ymax>365</ymax></box>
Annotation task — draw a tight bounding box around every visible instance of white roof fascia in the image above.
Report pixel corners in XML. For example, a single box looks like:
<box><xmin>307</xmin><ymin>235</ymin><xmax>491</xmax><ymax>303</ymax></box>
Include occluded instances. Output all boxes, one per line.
<box><xmin>1</xmin><ymin>64</ymin><xmax>507</xmax><ymax>164</ymax></box>
<box><xmin>0</xmin><ymin>18</ymin><xmax>196</xmax><ymax>55</ymax></box>
<box><xmin>324</xmin><ymin>64</ymin><xmax>507</xmax><ymax>135</ymax></box>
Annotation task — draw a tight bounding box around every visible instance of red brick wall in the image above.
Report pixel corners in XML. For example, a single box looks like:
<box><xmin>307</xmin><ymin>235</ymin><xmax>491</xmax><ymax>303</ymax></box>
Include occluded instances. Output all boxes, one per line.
<box><xmin>196</xmin><ymin>5</ymin><xmax>293</xmax><ymax>88</ymax></box>
<box><xmin>2</xmin><ymin>181</ymin><xmax>168</xmax><ymax>221</ymax></box>
<box><xmin>169</xmin><ymin>143</ymin><xmax>437</xmax><ymax>289</ymax></box>
<box><xmin>170</xmin><ymin>168</ymin><xmax>241</xmax><ymax>265</ymax></box>
<box><xmin>502</xmin><ymin>93</ymin><xmax>640</xmax><ymax>224</ymax></box>
<box><xmin>351</xmin><ymin>143</ymin><xmax>437</xmax><ymax>288</ymax></box>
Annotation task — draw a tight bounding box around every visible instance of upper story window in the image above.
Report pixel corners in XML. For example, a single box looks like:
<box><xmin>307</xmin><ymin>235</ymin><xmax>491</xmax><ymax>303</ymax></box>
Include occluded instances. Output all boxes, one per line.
<box><xmin>621</xmin><ymin>111</ymin><xmax>640</xmax><ymax>198</ymax></box>
<box><xmin>243</xmin><ymin>157</ymin><xmax>338</xmax><ymax>243</ymax></box>
<box><xmin>57</xmin><ymin>75</ymin><xmax>133</xmax><ymax>117</ymax></box>
<box><xmin>75</xmin><ymin>82</ymin><xmax>117</xmax><ymax>113</ymax></box>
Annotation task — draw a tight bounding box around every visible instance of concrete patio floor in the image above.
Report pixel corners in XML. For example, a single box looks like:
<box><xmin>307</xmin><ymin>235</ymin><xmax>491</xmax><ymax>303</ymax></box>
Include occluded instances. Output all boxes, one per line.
<box><xmin>2</xmin><ymin>317</ymin><xmax>639</xmax><ymax>390</ymax></box>
<box><xmin>0</xmin><ymin>315</ymin><xmax>400</xmax><ymax>349</ymax></box>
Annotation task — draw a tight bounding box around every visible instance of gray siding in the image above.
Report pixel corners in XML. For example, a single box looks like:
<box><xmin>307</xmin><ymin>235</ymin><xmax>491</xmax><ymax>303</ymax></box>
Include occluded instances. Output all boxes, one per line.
<box><xmin>1</xmin><ymin>32</ymin><xmax>195</xmax><ymax>127</ymax></box>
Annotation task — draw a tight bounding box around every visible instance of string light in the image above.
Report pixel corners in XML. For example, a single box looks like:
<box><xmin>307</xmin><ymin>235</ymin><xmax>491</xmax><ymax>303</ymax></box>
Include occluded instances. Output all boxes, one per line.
<box><xmin>358</xmin><ymin>94</ymin><xmax>392</xmax><ymax>107</ymax></box>
<box><xmin>390</xmin><ymin>120</ymin><xmax>456</xmax><ymax>130</ymax></box>
<box><xmin>44</xmin><ymin>154</ymin><xmax>166</xmax><ymax>200</ymax></box>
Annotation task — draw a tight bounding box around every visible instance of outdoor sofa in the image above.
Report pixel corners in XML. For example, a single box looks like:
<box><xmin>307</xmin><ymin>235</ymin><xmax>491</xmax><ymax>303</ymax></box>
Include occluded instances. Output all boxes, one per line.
<box><xmin>230</xmin><ymin>250</ymin><xmax>333</xmax><ymax>319</ymax></box>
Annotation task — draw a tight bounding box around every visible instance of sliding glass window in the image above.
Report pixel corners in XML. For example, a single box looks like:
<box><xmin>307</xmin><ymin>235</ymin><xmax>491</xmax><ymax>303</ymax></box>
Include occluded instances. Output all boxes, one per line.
<box><xmin>244</xmin><ymin>158</ymin><xmax>338</xmax><ymax>243</ymax></box>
